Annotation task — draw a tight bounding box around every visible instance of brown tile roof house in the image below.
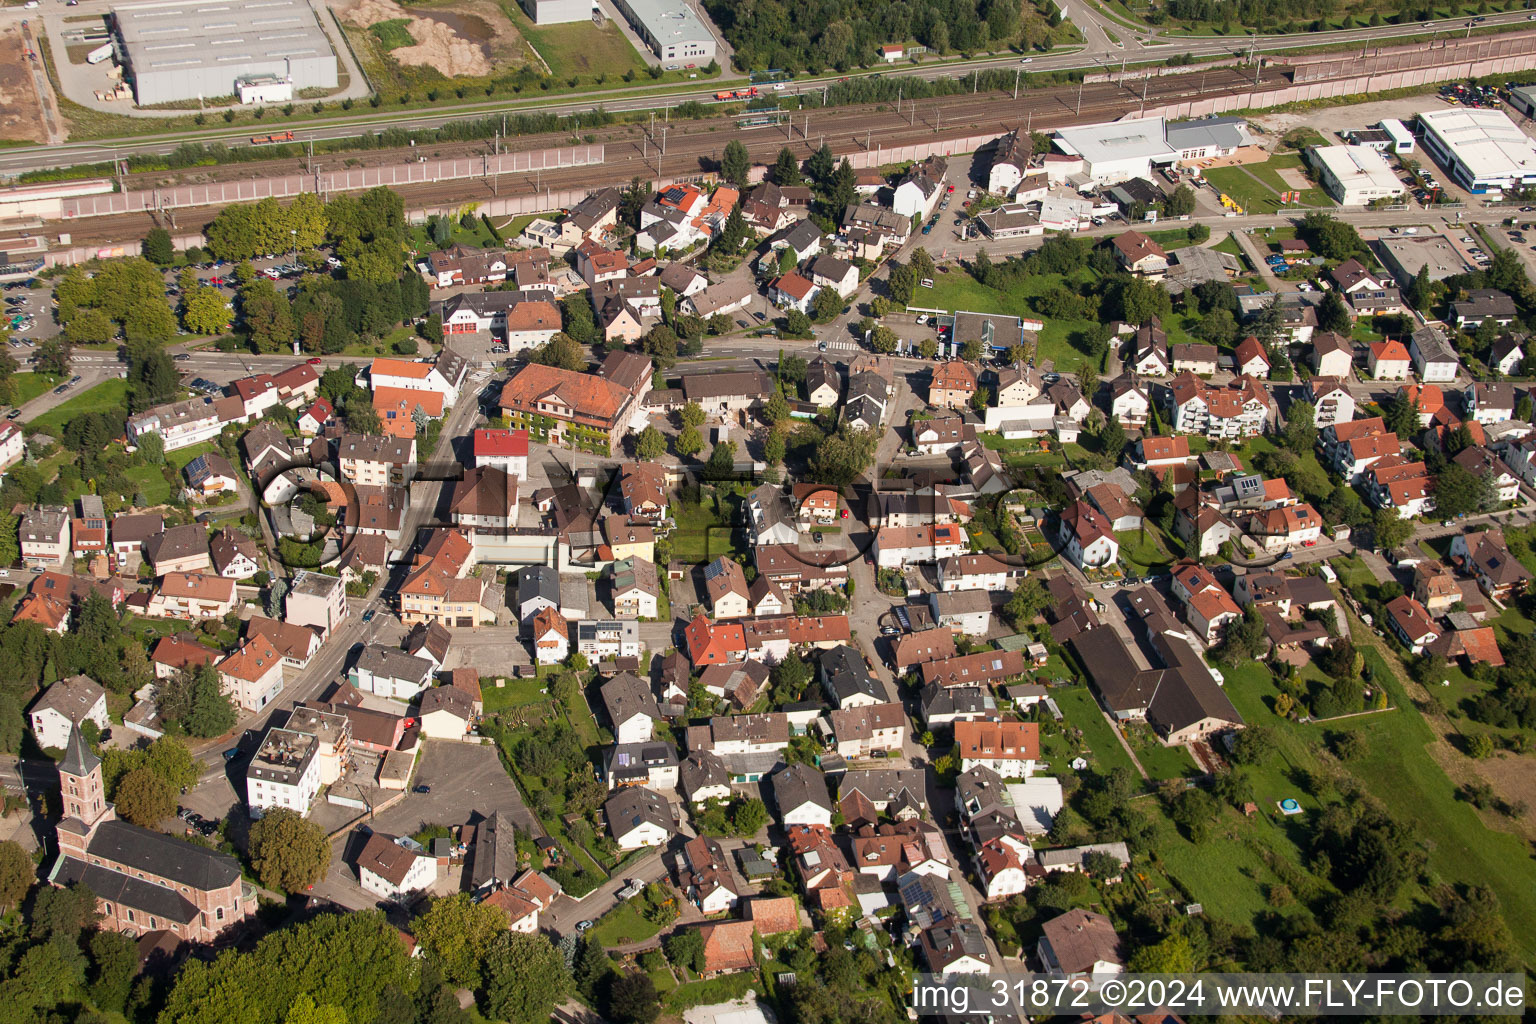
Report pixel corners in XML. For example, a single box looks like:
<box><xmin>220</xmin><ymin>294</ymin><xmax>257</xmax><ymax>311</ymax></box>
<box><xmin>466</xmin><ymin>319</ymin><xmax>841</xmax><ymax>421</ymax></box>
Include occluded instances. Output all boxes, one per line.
<box><xmin>143</xmin><ymin>523</ymin><xmax>209</xmax><ymax>569</ymax></box>
<box><xmin>219</xmin><ymin>632</ymin><xmax>280</xmax><ymax>683</ymax></box>
<box><xmin>151</xmin><ymin>635</ymin><xmax>219</xmax><ymax>674</ymax></box>
<box><xmin>891</xmin><ymin>629</ymin><xmax>957</xmax><ymax>671</ymax></box>
<box><xmin>209</xmin><ymin>527</ymin><xmax>260</xmax><ymax>577</ymax></box>
<box><xmin>356</xmin><ymin>832</ymin><xmax>424</xmax><ymax>890</ymax></box>
<box><xmin>1111</xmin><ymin>230</ymin><xmax>1167</xmax><ymax>266</ymax></box>
<box><xmin>697</xmin><ymin>920</ymin><xmax>757</xmax><ymax>975</ymax></box>
<box><xmin>245</xmin><ymin>615</ymin><xmax>321</xmax><ymax>665</ymax></box>
<box><xmin>930</xmin><ymin>360</ymin><xmax>978</xmax><ymax>397</ymax></box>
<box><xmin>919</xmin><ymin>649</ymin><xmax>1026</xmax><ymax>688</ymax></box>
<box><xmin>1039</xmin><ymin>908</ymin><xmax>1126</xmax><ymax>976</ymax></box>
<box><xmin>745</xmin><ymin>895</ymin><xmax>800</xmax><ymax>936</ymax></box>
<box><xmin>499</xmin><ymin>364</ymin><xmax>634</xmax><ymax>448</ymax></box>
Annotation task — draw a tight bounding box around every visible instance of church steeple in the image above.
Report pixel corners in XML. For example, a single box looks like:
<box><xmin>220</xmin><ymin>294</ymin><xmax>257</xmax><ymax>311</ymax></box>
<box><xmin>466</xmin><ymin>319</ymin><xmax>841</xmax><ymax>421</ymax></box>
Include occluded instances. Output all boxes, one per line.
<box><xmin>58</xmin><ymin>725</ymin><xmax>105</xmax><ymax>828</ymax></box>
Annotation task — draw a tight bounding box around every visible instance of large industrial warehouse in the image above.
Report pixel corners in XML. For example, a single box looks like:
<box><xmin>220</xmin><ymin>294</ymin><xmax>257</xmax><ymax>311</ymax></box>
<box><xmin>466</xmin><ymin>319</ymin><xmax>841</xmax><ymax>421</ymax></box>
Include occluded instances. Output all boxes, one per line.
<box><xmin>1417</xmin><ymin>107</ymin><xmax>1536</xmax><ymax>194</ymax></box>
<box><xmin>609</xmin><ymin>0</ymin><xmax>715</xmax><ymax>63</ymax></box>
<box><xmin>111</xmin><ymin>0</ymin><xmax>339</xmax><ymax>106</ymax></box>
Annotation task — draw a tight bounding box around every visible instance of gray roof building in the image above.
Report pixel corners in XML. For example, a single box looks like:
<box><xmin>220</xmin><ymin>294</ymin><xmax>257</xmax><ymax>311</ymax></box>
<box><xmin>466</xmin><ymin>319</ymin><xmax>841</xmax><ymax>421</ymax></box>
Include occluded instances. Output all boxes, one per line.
<box><xmin>771</xmin><ymin>762</ymin><xmax>832</xmax><ymax>818</ymax></box>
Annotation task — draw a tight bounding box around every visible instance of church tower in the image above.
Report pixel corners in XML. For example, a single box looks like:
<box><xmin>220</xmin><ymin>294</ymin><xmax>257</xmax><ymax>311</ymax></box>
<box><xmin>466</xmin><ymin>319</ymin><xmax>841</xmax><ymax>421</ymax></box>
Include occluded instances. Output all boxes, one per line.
<box><xmin>56</xmin><ymin>725</ymin><xmax>111</xmax><ymax>858</ymax></box>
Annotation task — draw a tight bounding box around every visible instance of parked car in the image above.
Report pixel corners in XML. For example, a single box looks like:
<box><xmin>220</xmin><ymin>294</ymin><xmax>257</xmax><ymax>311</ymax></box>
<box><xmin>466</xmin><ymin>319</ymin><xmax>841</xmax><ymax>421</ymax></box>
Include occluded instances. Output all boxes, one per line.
<box><xmin>413</xmin><ymin>784</ymin><xmax>430</xmax><ymax>794</ymax></box>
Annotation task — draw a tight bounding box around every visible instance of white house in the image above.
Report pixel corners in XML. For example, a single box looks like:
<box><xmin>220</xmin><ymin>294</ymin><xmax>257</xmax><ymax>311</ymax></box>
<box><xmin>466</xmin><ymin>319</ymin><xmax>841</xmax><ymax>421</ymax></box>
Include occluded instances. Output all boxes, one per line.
<box><xmin>604</xmin><ymin>787</ymin><xmax>675</xmax><ymax>850</ymax></box>
<box><xmin>1057</xmin><ymin>501</ymin><xmax>1118</xmax><ymax>568</ymax></box>
<box><xmin>28</xmin><ymin>675</ymin><xmax>108</xmax><ymax>752</ymax></box>
<box><xmin>357</xmin><ymin>833</ymin><xmax>436</xmax><ymax>900</ymax></box>
<box><xmin>246</xmin><ymin>727</ymin><xmax>322</xmax><ymax>819</ymax></box>
<box><xmin>348</xmin><ymin>645</ymin><xmax>435</xmax><ymax>701</ymax></box>
<box><xmin>772</xmin><ymin>763</ymin><xmax>834</xmax><ymax>827</ymax></box>
<box><xmin>367</xmin><ymin>354</ymin><xmax>465</xmax><ymax>406</ymax></box>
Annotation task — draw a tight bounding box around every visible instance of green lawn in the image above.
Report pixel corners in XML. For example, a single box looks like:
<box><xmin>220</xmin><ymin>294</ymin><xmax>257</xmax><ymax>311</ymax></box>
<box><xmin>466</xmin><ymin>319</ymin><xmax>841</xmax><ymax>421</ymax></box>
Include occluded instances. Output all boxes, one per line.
<box><xmin>368</xmin><ymin>18</ymin><xmax>415</xmax><ymax>50</ymax></box>
<box><xmin>1124</xmin><ymin>724</ymin><xmax>1198</xmax><ymax>780</ymax></box>
<box><xmin>26</xmin><ymin>378</ymin><xmax>128</xmax><ymax>436</ymax></box>
<box><xmin>587</xmin><ymin>901</ymin><xmax>662</xmax><ymax>947</ymax></box>
<box><xmin>481</xmin><ymin>676</ymin><xmax>551</xmax><ymax>715</ymax></box>
<box><xmin>1215</xmin><ymin>637</ymin><xmax>1536</xmax><ymax>964</ymax></box>
<box><xmin>917</xmin><ymin>268</ymin><xmax>1110</xmax><ymax>375</ymax></box>
<box><xmin>671</xmin><ymin>504</ymin><xmax>739</xmax><ymax>564</ymax></box>
<box><xmin>1052</xmin><ymin>685</ymin><xmax>1139</xmax><ymax>779</ymax></box>
<box><xmin>10</xmin><ymin>372</ymin><xmax>59</xmax><ymax>408</ymax></box>
<box><xmin>503</xmin><ymin>3</ymin><xmax>647</xmax><ymax>80</ymax></box>
<box><xmin>1116</xmin><ymin>527</ymin><xmax>1175</xmax><ymax>574</ymax></box>
<box><xmin>1203</xmin><ymin>165</ymin><xmax>1280</xmax><ymax>215</ymax></box>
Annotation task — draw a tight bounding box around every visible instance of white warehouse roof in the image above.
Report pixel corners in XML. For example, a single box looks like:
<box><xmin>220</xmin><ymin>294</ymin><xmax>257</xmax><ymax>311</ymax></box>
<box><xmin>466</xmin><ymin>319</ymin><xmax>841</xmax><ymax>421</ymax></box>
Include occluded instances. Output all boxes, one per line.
<box><xmin>1418</xmin><ymin>107</ymin><xmax>1536</xmax><ymax>183</ymax></box>
<box><xmin>112</xmin><ymin>0</ymin><xmax>332</xmax><ymax>74</ymax></box>
<box><xmin>1052</xmin><ymin>116</ymin><xmax>1179</xmax><ymax>169</ymax></box>
<box><xmin>1311</xmin><ymin>145</ymin><xmax>1401</xmax><ymax>194</ymax></box>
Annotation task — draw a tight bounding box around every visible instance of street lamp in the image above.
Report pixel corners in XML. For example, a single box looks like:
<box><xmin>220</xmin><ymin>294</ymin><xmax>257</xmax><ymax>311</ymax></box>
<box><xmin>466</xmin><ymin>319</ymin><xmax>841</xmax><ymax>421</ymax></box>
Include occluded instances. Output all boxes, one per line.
<box><xmin>290</xmin><ymin>229</ymin><xmax>298</xmax><ymax>269</ymax></box>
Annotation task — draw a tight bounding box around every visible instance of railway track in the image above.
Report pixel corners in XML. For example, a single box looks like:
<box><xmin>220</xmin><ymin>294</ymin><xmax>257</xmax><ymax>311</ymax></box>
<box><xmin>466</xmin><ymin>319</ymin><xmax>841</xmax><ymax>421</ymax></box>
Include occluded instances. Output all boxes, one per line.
<box><xmin>72</xmin><ymin>63</ymin><xmax>1286</xmax><ymax>247</ymax></box>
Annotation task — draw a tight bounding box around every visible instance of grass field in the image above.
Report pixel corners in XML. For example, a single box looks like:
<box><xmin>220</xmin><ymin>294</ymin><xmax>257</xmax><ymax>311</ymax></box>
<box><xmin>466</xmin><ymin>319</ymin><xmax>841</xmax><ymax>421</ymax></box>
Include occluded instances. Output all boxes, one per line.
<box><xmin>1216</xmin><ymin>638</ymin><xmax>1536</xmax><ymax>963</ymax></box>
<box><xmin>503</xmin><ymin>3</ymin><xmax>648</xmax><ymax>80</ymax></box>
<box><xmin>587</xmin><ymin>901</ymin><xmax>661</xmax><ymax>947</ymax></box>
<box><xmin>26</xmin><ymin>378</ymin><xmax>128</xmax><ymax>436</ymax></box>
<box><xmin>10</xmin><ymin>372</ymin><xmax>59</xmax><ymax>408</ymax></box>
<box><xmin>915</xmin><ymin>266</ymin><xmax>1103</xmax><ymax>374</ymax></box>
<box><xmin>368</xmin><ymin>18</ymin><xmax>415</xmax><ymax>50</ymax></box>
<box><xmin>1052</xmin><ymin>685</ymin><xmax>1139</xmax><ymax>779</ymax></box>
<box><xmin>1204</xmin><ymin>157</ymin><xmax>1333</xmax><ymax>215</ymax></box>
<box><xmin>481</xmin><ymin>676</ymin><xmax>550</xmax><ymax>715</ymax></box>
<box><xmin>1115</xmin><ymin>526</ymin><xmax>1176</xmax><ymax>575</ymax></box>
<box><xmin>671</xmin><ymin>503</ymin><xmax>740</xmax><ymax>564</ymax></box>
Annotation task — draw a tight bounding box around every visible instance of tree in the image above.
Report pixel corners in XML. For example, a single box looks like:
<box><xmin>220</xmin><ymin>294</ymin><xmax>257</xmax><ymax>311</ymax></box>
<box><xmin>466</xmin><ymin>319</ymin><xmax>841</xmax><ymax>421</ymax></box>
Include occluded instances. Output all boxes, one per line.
<box><xmin>869</xmin><ymin>324</ymin><xmax>897</xmax><ymax>354</ymax></box>
<box><xmin>812</xmin><ymin>425</ymin><xmax>878</xmax><ymax>488</ymax></box>
<box><xmin>680</xmin><ymin>401</ymin><xmax>706</xmax><ymax>430</ymax></box>
<box><xmin>1191</xmin><ymin>308</ymin><xmax>1238</xmax><ymax>347</ymax></box>
<box><xmin>635</xmin><ymin>425</ymin><xmax>666</xmax><ymax>460</ymax></box>
<box><xmin>664</xmin><ymin>928</ymin><xmax>704</xmax><ymax>973</ymax></box>
<box><xmin>1128</xmin><ymin>933</ymin><xmax>1196</xmax><ymax>973</ymax></box>
<box><xmin>127</xmin><ymin>343</ymin><xmax>180</xmax><ymax>413</ymax></box>
<box><xmin>136</xmin><ymin>430</ymin><xmax>165</xmax><ymax>465</ymax></box>
<box><xmin>1435</xmin><ymin>461</ymin><xmax>1494</xmax><ymax>519</ymax></box>
<box><xmin>642</xmin><ymin>325</ymin><xmax>679</xmax><ymax>370</ymax></box>
<box><xmin>909</xmin><ymin>247</ymin><xmax>935</xmax><ymax>283</ymax></box>
<box><xmin>1230</xmin><ymin>725</ymin><xmax>1278</xmax><ymax>765</ymax></box>
<box><xmin>721</xmin><ymin>141</ymin><xmax>751</xmax><ymax>189</ymax></box>
<box><xmin>532</xmin><ymin>332</ymin><xmax>587</xmax><ymax>372</ymax></box>
<box><xmin>773</xmin><ymin>147</ymin><xmax>803</xmax><ymax>186</ymax></box>
<box><xmin>705</xmin><ymin>438</ymin><xmax>737</xmax><ymax>479</ymax></box>
<box><xmin>1383</xmin><ymin>389</ymin><xmax>1421</xmax><ymax>440</ymax></box>
<box><xmin>887</xmin><ymin>263</ymin><xmax>916</xmax><ymax>306</ymax></box>
<box><xmin>184</xmin><ymin>662</ymin><xmax>237</xmax><ymax>737</ymax></box>
<box><xmin>784</xmin><ymin>309</ymin><xmax>813</xmax><ymax>338</ymax></box>
<box><xmin>806</xmin><ymin>142</ymin><xmax>835</xmax><ymax>186</ymax></box>
<box><xmin>0</xmin><ymin>840</ymin><xmax>32</xmax><ymax>912</ymax></box>
<box><xmin>1098</xmin><ymin>415</ymin><xmax>1127</xmax><ymax>464</ymax></box>
<box><xmin>344</xmin><ymin>398</ymin><xmax>382</xmax><ymax>434</ymax></box>
<box><xmin>182</xmin><ymin>286</ymin><xmax>232</xmax><ymax>335</ymax></box>
<box><xmin>574</xmin><ymin>939</ymin><xmax>615</xmax><ymax>1001</ymax></box>
<box><xmin>248</xmin><ymin>807</ymin><xmax>332</xmax><ymax>893</ymax></box>
<box><xmin>763</xmin><ymin>430</ymin><xmax>786</xmax><ymax>466</ymax></box>
<box><xmin>1215</xmin><ymin>606</ymin><xmax>1267</xmax><ymax>665</ymax></box>
<box><xmin>88</xmin><ymin>929</ymin><xmax>138</xmax><ymax>1014</ymax></box>
<box><xmin>63</xmin><ymin>309</ymin><xmax>113</xmax><ymax>347</ymax></box>
<box><xmin>1317</xmin><ymin>289</ymin><xmax>1353</xmax><ymax>335</ymax></box>
<box><xmin>764</xmin><ymin>389</ymin><xmax>791</xmax><ymax>426</ymax></box>
<box><xmin>608</xmin><ymin>971</ymin><xmax>660</xmax><ymax>1024</ymax></box>
<box><xmin>827</xmin><ymin>158</ymin><xmax>857</xmax><ymax>214</ymax></box>
<box><xmin>1300</xmin><ymin>213</ymin><xmax>1365</xmax><ymax>261</ymax></box>
<box><xmin>674</xmin><ymin>426</ymin><xmax>703</xmax><ymax>459</ymax></box>
<box><xmin>731</xmin><ymin>797</ymin><xmax>769</xmax><ymax>836</ymax></box>
<box><xmin>1004</xmin><ymin>577</ymin><xmax>1050</xmax><ymax>629</ymax></box>
<box><xmin>811</xmin><ymin>287</ymin><xmax>841</xmax><ymax>323</ymax></box>
<box><xmin>1407</xmin><ymin>264</ymin><xmax>1433</xmax><ymax>311</ymax></box>
<box><xmin>142</xmin><ymin>228</ymin><xmax>175</xmax><ymax>267</ymax></box>
<box><xmin>114</xmin><ymin>767</ymin><xmax>176</xmax><ymax>827</ymax></box>
<box><xmin>1164</xmin><ymin>184</ymin><xmax>1197</xmax><ymax>217</ymax></box>
<box><xmin>1373</xmin><ymin>507</ymin><xmax>1413</xmax><ymax>551</ymax></box>
<box><xmin>482</xmin><ymin>932</ymin><xmax>572</xmax><ymax>1024</ymax></box>
<box><xmin>1282</xmin><ymin>399</ymin><xmax>1316</xmax><ymax>455</ymax></box>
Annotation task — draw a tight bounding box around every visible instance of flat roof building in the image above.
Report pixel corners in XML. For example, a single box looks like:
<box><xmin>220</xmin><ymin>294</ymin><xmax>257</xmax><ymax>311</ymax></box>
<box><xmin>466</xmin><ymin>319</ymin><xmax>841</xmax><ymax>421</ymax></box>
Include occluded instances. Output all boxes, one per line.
<box><xmin>1417</xmin><ymin>107</ymin><xmax>1536</xmax><ymax>194</ymax></box>
<box><xmin>1379</xmin><ymin>118</ymin><xmax>1414</xmax><ymax>153</ymax></box>
<box><xmin>1377</xmin><ymin>233</ymin><xmax>1475</xmax><ymax>286</ymax></box>
<box><xmin>609</xmin><ymin>0</ymin><xmax>714</xmax><ymax>62</ymax></box>
<box><xmin>111</xmin><ymin>0</ymin><xmax>338</xmax><ymax>106</ymax></box>
<box><xmin>1052</xmin><ymin>116</ymin><xmax>1179</xmax><ymax>183</ymax></box>
<box><xmin>1310</xmin><ymin>145</ymin><xmax>1402</xmax><ymax>206</ymax></box>
<box><xmin>517</xmin><ymin>0</ymin><xmax>592</xmax><ymax>24</ymax></box>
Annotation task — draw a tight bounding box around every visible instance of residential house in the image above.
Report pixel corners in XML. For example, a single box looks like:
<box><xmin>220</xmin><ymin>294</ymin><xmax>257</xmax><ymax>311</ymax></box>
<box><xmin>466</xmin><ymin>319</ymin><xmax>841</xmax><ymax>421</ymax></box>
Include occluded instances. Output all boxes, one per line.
<box><xmin>147</xmin><ymin>573</ymin><xmax>237</xmax><ymax>620</ymax></box>
<box><xmin>1453</xmin><ymin>288</ymin><xmax>1517</xmax><ymax>329</ymax></box>
<box><xmin>677</xmin><ymin>836</ymin><xmax>741</xmax><ymax>914</ymax></box>
<box><xmin>1247</xmin><ymin>503</ymin><xmax>1323</xmax><ymax>552</ymax></box>
<box><xmin>1455</xmin><ymin>445</ymin><xmax>1520</xmax><ymax>503</ymax></box>
<box><xmin>1234</xmin><ymin>336</ymin><xmax>1271</xmax><ymax>378</ymax></box>
<box><xmin>1057</xmin><ymin>501</ymin><xmax>1118</xmax><ymax>568</ymax></box>
<box><xmin>20</xmin><ymin>506</ymin><xmax>70</xmax><ymax>568</ymax></box>
<box><xmin>348</xmin><ymin>645</ymin><xmax>434</xmax><ymax>701</ymax></box>
<box><xmin>1038</xmin><ymin>909</ymin><xmax>1126</xmax><ymax>983</ymax></box>
<box><xmin>1385</xmin><ymin>595</ymin><xmax>1439</xmax><ymax>653</ymax></box>
<box><xmin>1167</xmin><ymin>372</ymin><xmax>1271</xmax><ymax>439</ymax></box>
<box><xmin>1465</xmin><ymin>381</ymin><xmax>1517</xmax><ymax>424</ymax></box>
<box><xmin>28</xmin><ymin>675</ymin><xmax>108</xmax><ymax>751</ymax></box>
<box><xmin>499</xmin><ymin>364</ymin><xmax>638</xmax><ymax>455</ymax></box>
<box><xmin>336</xmin><ymin>434</ymin><xmax>417</xmax><ymax>487</ymax></box>
<box><xmin>873</xmin><ymin>523</ymin><xmax>969</xmax><ymax>568</ymax></box>
<box><xmin>828</xmin><ymin>703</ymin><xmax>907</xmax><ymax>759</ymax></box>
<box><xmin>600</xmin><ymin>671</ymin><xmax>660</xmax><ymax>745</ymax></box>
<box><xmin>1108</xmin><ymin>376</ymin><xmax>1151</xmax><ymax>427</ymax></box>
<box><xmin>356</xmin><ymin>833</ymin><xmax>436</xmax><ymax>901</ymax></box>
<box><xmin>1111</xmin><ymin>231</ymin><xmax>1168</xmax><ymax>275</ymax></box>
<box><xmin>603</xmin><ymin>787</ymin><xmax>675</xmax><ymax>849</ymax></box>
<box><xmin>810</xmin><ymin>254</ymin><xmax>860</xmax><ymax>299</ymax></box>
<box><xmin>183</xmin><ymin>453</ymin><xmax>238</xmax><ymax>500</ymax></box>
<box><xmin>218</xmin><ymin>633</ymin><xmax>285</xmax><ymax>712</ymax></box>
<box><xmin>1309</xmin><ymin>376</ymin><xmax>1356</xmax><ymax>429</ymax></box>
<box><xmin>1127</xmin><ymin>318</ymin><xmax>1170</xmax><ymax>375</ymax></box>
<box><xmin>531</xmin><ymin>606</ymin><xmax>569</xmax><ymax>665</ymax></box>
<box><xmin>1409</xmin><ymin>325</ymin><xmax>1462</xmax><ymax>383</ymax></box>
<box><xmin>472</xmin><ymin>428</ymin><xmax>529</xmax><ymax>478</ymax></box>
<box><xmin>768</xmin><ymin>272</ymin><xmax>818</xmax><ymax>313</ymax></box>
<box><xmin>1368</xmin><ymin>339</ymin><xmax>1412</xmax><ymax>380</ymax></box>
<box><xmin>772</xmin><ymin>763</ymin><xmax>834</xmax><ymax>826</ymax></box>
<box><xmin>1451</xmin><ymin>529</ymin><xmax>1534</xmax><ymax>601</ymax></box>
<box><xmin>1170</xmin><ymin>563</ymin><xmax>1242</xmax><ymax>643</ymax></box>
<box><xmin>913</xmin><ymin>412</ymin><xmax>976</xmax><ymax>455</ymax></box>
<box><xmin>893</xmin><ymin>156</ymin><xmax>947</xmax><ymax>219</ymax></box>
<box><xmin>611</xmin><ymin>557</ymin><xmax>660</xmax><ymax>619</ymax></box>
<box><xmin>1311</xmin><ymin>331</ymin><xmax>1355</xmax><ymax>377</ymax></box>
<box><xmin>929</xmin><ymin>589</ymin><xmax>992</xmax><ymax>637</ymax></box>
<box><xmin>209</xmin><ymin>527</ymin><xmax>259</xmax><ymax>579</ymax></box>
<box><xmin>953</xmin><ymin>719</ymin><xmax>1039</xmax><ymax>776</ymax></box>
<box><xmin>1491</xmin><ymin>333</ymin><xmax>1525</xmax><ymax>375</ymax></box>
